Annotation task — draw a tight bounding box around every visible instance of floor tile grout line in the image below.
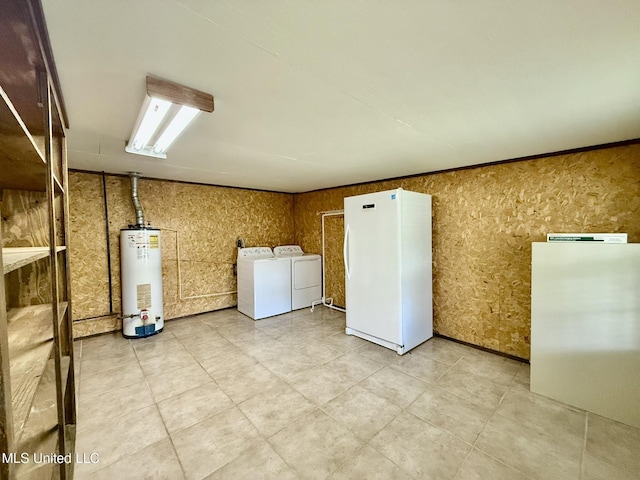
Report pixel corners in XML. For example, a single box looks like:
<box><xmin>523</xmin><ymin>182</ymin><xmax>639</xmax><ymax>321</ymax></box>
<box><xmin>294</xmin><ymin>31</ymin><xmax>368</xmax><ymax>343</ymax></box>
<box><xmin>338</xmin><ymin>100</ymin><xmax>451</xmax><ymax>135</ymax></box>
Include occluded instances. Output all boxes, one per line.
<box><xmin>263</xmin><ymin>437</ymin><xmax>304</xmax><ymax>480</ymax></box>
<box><xmin>262</xmin><ymin>406</ymin><xmax>342</xmax><ymax>479</ymax></box>
<box><xmin>408</xmin><ymin>392</ymin><xmax>487</xmax><ymax>448</ymax></box>
<box><xmin>328</xmin><ymin>442</ymin><xmax>374</xmax><ymax>479</ymax></box>
<box><xmin>145</xmin><ymin>336</ymin><xmax>219</xmax><ymax>480</ymax></box>
<box><xmin>470</xmin><ymin>380</ymin><xmax>539</xmax><ymax>479</ymax></box>
<box><xmin>166</xmin><ymin>434</ymin><xmax>189</xmax><ymax>480</ymax></box>
<box><xmin>76</xmin><ymin>369</ymin><xmax>144</xmax><ymax>400</ymax></box>
<box><xmin>387</xmin><ymin>360</ymin><xmax>451</xmax><ymax>387</ymax></box>
<box><xmin>370</xmin><ymin>406</ymin><xmax>470</xmax><ymax>479</ymax></box>
<box><xmin>174</xmin><ymin>404</ymin><xmax>260</xmax><ymax>479</ymax></box>
<box><xmin>579</xmin><ymin>412</ymin><xmax>589</xmax><ymax>480</ymax></box>
<box><xmin>75</xmin><ymin>382</ymin><xmax>156</xmax><ymax>434</ymax></box>
<box><xmin>460</xmin><ymin>386</ymin><xmax>531</xmax><ymax>478</ymax></box>
<box><xmin>319</xmin><ymin>384</ymin><xmax>402</xmax><ymax>443</ymax></box>
<box><xmin>399</xmin><ymin>396</ymin><xmax>483</xmax><ymax>477</ymax></box>
<box><xmin>364</xmin><ymin>440</ymin><xmax>421</xmax><ymax>480</ymax></box>
<box><xmin>469</xmin><ymin>385</ymin><xmax>580</xmax><ymax>480</ymax></box>
<box><xmin>148</xmin><ymin>381</ymin><xmax>234</xmax><ymax>437</ymax></box>
<box><xmin>471</xmin><ymin>382</ymin><xmax>509</xmax><ymax>449</ymax></box>
<box><xmin>469</xmin><ymin>445</ymin><xmax>537</xmax><ymax>480</ymax></box>
<box><xmin>450</xmin><ymin>449</ymin><xmax>475</xmax><ymax>480</ymax></box>
<box><xmin>75</xmin><ymin>402</ymin><xmax>169</xmax><ymax>477</ymax></box>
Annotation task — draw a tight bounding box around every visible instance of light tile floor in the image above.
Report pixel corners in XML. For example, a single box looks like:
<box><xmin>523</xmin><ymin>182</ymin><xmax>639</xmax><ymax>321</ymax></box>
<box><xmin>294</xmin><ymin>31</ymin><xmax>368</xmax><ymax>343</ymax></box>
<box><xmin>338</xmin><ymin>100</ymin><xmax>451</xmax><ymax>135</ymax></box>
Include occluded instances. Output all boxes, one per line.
<box><xmin>74</xmin><ymin>307</ymin><xmax>640</xmax><ymax>480</ymax></box>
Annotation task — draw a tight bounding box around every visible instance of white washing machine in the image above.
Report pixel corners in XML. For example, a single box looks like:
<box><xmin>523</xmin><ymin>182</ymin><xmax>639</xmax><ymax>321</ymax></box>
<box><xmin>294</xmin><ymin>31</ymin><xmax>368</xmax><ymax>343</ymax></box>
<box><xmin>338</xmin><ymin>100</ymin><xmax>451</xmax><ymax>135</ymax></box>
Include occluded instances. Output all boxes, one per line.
<box><xmin>237</xmin><ymin>247</ymin><xmax>292</xmax><ymax>320</ymax></box>
<box><xmin>274</xmin><ymin>245</ymin><xmax>322</xmax><ymax>310</ymax></box>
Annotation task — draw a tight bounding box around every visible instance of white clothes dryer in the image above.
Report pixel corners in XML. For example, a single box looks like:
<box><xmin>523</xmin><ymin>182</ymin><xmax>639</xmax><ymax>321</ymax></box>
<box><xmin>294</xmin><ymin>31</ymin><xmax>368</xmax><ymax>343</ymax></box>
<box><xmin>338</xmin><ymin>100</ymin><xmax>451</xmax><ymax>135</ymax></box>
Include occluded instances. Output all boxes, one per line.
<box><xmin>274</xmin><ymin>245</ymin><xmax>322</xmax><ymax>310</ymax></box>
<box><xmin>237</xmin><ymin>247</ymin><xmax>291</xmax><ymax>320</ymax></box>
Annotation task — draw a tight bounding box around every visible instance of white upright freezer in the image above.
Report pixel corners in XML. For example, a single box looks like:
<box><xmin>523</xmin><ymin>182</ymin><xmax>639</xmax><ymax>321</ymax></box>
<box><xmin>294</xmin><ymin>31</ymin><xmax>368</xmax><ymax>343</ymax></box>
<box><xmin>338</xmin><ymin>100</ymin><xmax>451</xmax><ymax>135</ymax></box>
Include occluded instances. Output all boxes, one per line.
<box><xmin>343</xmin><ymin>188</ymin><xmax>432</xmax><ymax>354</ymax></box>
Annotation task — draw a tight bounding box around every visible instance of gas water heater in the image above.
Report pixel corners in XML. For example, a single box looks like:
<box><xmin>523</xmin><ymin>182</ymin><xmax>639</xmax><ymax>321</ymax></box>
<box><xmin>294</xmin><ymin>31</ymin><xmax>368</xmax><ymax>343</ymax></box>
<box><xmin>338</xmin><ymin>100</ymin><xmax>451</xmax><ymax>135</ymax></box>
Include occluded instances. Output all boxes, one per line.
<box><xmin>120</xmin><ymin>173</ymin><xmax>164</xmax><ymax>338</ymax></box>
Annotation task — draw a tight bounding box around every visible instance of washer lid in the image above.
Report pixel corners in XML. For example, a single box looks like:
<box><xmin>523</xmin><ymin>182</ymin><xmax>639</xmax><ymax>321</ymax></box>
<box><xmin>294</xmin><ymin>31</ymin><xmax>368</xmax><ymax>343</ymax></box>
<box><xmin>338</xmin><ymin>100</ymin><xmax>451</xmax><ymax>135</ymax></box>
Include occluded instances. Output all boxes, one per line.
<box><xmin>274</xmin><ymin>245</ymin><xmax>304</xmax><ymax>257</ymax></box>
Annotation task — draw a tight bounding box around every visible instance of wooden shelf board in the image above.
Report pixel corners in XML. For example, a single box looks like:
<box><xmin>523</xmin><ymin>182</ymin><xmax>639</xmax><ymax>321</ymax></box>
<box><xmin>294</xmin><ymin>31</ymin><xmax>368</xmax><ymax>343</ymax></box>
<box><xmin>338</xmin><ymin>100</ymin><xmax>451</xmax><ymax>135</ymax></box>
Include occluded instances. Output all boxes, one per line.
<box><xmin>53</xmin><ymin>174</ymin><xmax>64</xmax><ymax>193</ymax></box>
<box><xmin>16</xmin><ymin>464</ymin><xmax>55</xmax><ymax>480</ymax></box>
<box><xmin>60</xmin><ymin>357</ymin><xmax>70</xmax><ymax>400</ymax></box>
<box><xmin>0</xmin><ymin>88</ymin><xmax>47</xmax><ymax>192</ymax></box>
<box><xmin>14</xmin><ymin>355</ymin><xmax>70</xmax><ymax>480</ymax></box>
<box><xmin>58</xmin><ymin>302</ymin><xmax>69</xmax><ymax>323</ymax></box>
<box><xmin>8</xmin><ymin>305</ymin><xmax>55</xmax><ymax>437</ymax></box>
<box><xmin>3</xmin><ymin>247</ymin><xmax>67</xmax><ymax>274</ymax></box>
<box><xmin>64</xmin><ymin>424</ymin><xmax>76</xmax><ymax>479</ymax></box>
<box><xmin>13</xmin><ymin>429</ymin><xmax>57</xmax><ymax>480</ymax></box>
<box><xmin>55</xmin><ymin>302</ymin><xmax>69</xmax><ymax>335</ymax></box>
<box><xmin>17</xmin><ymin>357</ymin><xmax>68</xmax><ymax>444</ymax></box>
<box><xmin>3</xmin><ymin>248</ymin><xmax>49</xmax><ymax>274</ymax></box>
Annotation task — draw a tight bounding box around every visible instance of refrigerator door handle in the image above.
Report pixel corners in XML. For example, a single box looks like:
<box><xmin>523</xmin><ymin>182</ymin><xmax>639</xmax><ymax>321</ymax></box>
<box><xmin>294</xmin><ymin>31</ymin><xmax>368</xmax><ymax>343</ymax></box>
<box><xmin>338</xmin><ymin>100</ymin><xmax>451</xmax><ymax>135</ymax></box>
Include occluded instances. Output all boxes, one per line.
<box><xmin>343</xmin><ymin>223</ymin><xmax>351</xmax><ymax>279</ymax></box>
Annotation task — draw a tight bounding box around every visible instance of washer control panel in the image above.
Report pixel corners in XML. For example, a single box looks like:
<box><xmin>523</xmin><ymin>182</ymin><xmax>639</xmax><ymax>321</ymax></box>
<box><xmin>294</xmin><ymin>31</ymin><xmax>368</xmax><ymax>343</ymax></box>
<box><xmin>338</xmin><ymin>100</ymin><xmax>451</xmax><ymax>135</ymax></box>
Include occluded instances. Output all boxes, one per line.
<box><xmin>238</xmin><ymin>247</ymin><xmax>274</xmax><ymax>259</ymax></box>
<box><xmin>274</xmin><ymin>245</ymin><xmax>304</xmax><ymax>256</ymax></box>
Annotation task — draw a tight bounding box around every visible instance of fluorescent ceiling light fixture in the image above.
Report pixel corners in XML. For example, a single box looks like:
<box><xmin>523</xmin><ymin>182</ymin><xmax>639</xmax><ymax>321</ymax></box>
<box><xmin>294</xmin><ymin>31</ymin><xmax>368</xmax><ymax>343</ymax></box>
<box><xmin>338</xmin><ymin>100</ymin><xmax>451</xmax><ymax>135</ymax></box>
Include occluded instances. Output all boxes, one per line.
<box><xmin>153</xmin><ymin>105</ymin><xmax>199</xmax><ymax>154</ymax></box>
<box><xmin>125</xmin><ymin>75</ymin><xmax>214</xmax><ymax>159</ymax></box>
<box><xmin>129</xmin><ymin>97</ymin><xmax>171</xmax><ymax>152</ymax></box>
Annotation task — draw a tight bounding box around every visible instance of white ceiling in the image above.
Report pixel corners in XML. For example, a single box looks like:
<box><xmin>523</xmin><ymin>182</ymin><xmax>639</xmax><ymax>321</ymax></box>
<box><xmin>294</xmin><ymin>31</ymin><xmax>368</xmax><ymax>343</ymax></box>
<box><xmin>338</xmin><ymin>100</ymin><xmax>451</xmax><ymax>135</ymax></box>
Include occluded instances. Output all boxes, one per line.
<box><xmin>42</xmin><ymin>0</ymin><xmax>640</xmax><ymax>193</ymax></box>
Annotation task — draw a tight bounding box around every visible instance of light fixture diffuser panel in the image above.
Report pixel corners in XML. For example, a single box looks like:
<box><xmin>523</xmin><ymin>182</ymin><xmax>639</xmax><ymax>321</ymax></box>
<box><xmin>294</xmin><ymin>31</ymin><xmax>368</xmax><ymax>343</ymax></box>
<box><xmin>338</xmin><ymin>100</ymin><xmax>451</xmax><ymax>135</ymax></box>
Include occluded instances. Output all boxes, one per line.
<box><xmin>126</xmin><ymin>75</ymin><xmax>214</xmax><ymax>158</ymax></box>
<box><xmin>129</xmin><ymin>96</ymin><xmax>171</xmax><ymax>151</ymax></box>
<box><xmin>153</xmin><ymin>106</ymin><xmax>200</xmax><ymax>154</ymax></box>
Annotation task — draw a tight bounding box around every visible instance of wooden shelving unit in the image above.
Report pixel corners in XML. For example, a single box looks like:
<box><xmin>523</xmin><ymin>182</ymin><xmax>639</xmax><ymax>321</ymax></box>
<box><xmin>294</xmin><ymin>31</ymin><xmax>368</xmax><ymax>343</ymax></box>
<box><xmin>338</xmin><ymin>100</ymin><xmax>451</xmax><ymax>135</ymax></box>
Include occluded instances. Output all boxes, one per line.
<box><xmin>0</xmin><ymin>1</ymin><xmax>76</xmax><ymax>479</ymax></box>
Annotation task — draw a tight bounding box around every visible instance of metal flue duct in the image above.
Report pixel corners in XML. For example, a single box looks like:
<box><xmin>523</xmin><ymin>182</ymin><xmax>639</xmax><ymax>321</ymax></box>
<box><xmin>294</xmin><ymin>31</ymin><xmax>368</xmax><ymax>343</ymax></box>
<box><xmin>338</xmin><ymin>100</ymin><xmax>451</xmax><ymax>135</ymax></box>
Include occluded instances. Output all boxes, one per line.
<box><xmin>129</xmin><ymin>172</ymin><xmax>145</xmax><ymax>227</ymax></box>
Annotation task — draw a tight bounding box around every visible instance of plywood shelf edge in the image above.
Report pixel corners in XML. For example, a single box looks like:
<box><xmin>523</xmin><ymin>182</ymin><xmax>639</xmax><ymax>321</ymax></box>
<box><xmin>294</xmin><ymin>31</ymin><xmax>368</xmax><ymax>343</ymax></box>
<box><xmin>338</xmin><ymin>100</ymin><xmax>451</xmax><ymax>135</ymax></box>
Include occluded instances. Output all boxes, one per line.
<box><xmin>3</xmin><ymin>247</ymin><xmax>48</xmax><ymax>274</ymax></box>
<box><xmin>2</xmin><ymin>246</ymin><xmax>67</xmax><ymax>274</ymax></box>
<box><xmin>16</xmin><ymin>356</ymin><xmax>69</xmax><ymax>446</ymax></box>
<box><xmin>54</xmin><ymin>173</ymin><xmax>64</xmax><ymax>193</ymax></box>
<box><xmin>58</xmin><ymin>301</ymin><xmax>69</xmax><ymax>328</ymax></box>
<box><xmin>7</xmin><ymin>305</ymin><xmax>55</xmax><ymax>439</ymax></box>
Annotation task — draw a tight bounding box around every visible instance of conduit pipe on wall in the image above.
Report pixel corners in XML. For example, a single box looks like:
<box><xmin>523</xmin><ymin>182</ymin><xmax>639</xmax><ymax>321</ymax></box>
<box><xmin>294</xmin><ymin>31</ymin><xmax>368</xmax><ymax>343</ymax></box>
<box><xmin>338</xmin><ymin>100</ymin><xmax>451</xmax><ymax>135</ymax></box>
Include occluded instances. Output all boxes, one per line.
<box><xmin>102</xmin><ymin>171</ymin><xmax>114</xmax><ymax>314</ymax></box>
<box><xmin>311</xmin><ymin>209</ymin><xmax>346</xmax><ymax>313</ymax></box>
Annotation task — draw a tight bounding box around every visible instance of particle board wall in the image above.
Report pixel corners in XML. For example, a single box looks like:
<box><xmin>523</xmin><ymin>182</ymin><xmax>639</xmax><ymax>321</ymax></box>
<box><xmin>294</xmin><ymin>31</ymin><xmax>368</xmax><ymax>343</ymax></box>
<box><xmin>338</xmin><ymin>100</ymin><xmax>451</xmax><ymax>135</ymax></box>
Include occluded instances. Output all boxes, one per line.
<box><xmin>293</xmin><ymin>143</ymin><xmax>640</xmax><ymax>360</ymax></box>
<box><xmin>68</xmin><ymin>171</ymin><xmax>295</xmax><ymax>338</ymax></box>
<box><xmin>1</xmin><ymin>189</ymin><xmax>52</xmax><ymax>306</ymax></box>
<box><xmin>67</xmin><ymin>173</ymin><xmax>111</xmax><ymax>326</ymax></box>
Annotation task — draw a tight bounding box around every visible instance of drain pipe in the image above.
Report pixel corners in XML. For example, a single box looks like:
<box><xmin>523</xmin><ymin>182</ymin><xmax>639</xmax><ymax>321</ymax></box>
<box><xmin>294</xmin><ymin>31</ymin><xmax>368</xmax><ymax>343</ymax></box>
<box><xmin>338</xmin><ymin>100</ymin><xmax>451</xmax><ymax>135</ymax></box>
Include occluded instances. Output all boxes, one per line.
<box><xmin>129</xmin><ymin>172</ymin><xmax>145</xmax><ymax>228</ymax></box>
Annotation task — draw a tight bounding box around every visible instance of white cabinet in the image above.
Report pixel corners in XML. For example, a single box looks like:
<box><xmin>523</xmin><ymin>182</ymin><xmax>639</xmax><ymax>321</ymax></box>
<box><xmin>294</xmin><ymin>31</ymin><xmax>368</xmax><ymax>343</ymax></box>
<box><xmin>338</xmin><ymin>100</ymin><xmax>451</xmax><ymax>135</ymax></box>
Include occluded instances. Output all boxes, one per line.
<box><xmin>531</xmin><ymin>242</ymin><xmax>640</xmax><ymax>428</ymax></box>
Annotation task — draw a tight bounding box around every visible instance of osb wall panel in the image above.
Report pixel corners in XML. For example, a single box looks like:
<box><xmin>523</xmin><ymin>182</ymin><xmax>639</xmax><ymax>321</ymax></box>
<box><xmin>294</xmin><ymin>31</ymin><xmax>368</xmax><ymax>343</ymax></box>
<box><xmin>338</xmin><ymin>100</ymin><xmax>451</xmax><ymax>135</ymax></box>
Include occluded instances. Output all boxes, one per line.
<box><xmin>67</xmin><ymin>173</ymin><xmax>111</xmax><ymax>321</ymax></box>
<box><xmin>323</xmin><ymin>216</ymin><xmax>346</xmax><ymax>308</ymax></box>
<box><xmin>73</xmin><ymin>316</ymin><xmax>122</xmax><ymax>338</ymax></box>
<box><xmin>68</xmin><ymin>172</ymin><xmax>294</xmax><ymax>336</ymax></box>
<box><xmin>294</xmin><ymin>144</ymin><xmax>640</xmax><ymax>360</ymax></box>
<box><xmin>1</xmin><ymin>189</ymin><xmax>51</xmax><ymax>306</ymax></box>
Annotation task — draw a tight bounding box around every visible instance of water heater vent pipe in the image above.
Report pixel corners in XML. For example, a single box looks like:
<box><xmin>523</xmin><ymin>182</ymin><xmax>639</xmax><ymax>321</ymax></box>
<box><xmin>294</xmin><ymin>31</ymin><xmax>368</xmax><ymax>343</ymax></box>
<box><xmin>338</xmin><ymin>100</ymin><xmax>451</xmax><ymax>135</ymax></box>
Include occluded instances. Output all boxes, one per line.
<box><xmin>129</xmin><ymin>172</ymin><xmax>145</xmax><ymax>227</ymax></box>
